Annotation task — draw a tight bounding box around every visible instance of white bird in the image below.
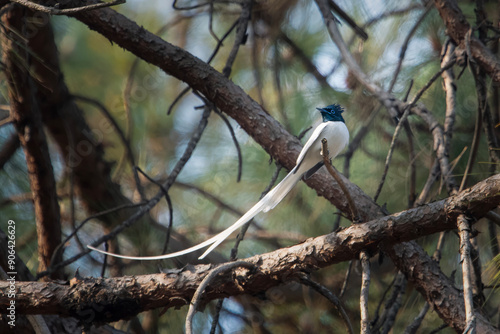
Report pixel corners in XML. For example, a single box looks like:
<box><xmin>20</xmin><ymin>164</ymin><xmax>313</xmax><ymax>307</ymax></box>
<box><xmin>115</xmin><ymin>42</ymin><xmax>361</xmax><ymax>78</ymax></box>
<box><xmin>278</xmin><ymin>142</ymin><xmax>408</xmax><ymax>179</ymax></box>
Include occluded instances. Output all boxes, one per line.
<box><xmin>88</xmin><ymin>104</ymin><xmax>349</xmax><ymax>260</ymax></box>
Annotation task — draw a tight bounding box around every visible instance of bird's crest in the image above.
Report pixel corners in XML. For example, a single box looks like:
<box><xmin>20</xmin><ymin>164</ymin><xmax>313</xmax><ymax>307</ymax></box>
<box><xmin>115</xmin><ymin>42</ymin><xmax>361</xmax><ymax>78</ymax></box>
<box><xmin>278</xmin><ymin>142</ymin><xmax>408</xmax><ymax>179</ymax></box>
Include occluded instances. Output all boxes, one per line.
<box><xmin>317</xmin><ymin>104</ymin><xmax>345</xmax><ymax>123</ymax></box>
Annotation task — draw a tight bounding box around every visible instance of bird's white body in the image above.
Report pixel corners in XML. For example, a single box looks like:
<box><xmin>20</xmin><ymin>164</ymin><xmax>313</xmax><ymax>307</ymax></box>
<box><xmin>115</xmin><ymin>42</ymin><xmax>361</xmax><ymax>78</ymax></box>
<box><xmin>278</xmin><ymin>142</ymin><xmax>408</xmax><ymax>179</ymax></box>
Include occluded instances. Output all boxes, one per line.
<box><xmin>88</xmin><ymin>120</ymin><xmax>349</xmax><ymax>260</ymax></box>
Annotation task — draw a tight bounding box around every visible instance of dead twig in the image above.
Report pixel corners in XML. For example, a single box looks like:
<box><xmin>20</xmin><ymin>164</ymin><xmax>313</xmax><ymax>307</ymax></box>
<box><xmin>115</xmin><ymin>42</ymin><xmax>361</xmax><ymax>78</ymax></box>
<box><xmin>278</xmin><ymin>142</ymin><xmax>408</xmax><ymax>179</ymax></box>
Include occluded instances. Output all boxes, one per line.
<box><xmin>186</xmin><ymin>261</ymin><xmax>254</xmax><ymax>334</ymax></box>
<box><xmin>298</xmin><ymin>272</ymin><xmax>354</xmax><ymax>334</ymax></box>
<box><xmin>321</xmin><ymin>138</ymin><xmax>360</xmax><ymax>222</ymax></box>
<box><xmin>11</xmin><ymin>0</ymin><xmax>125</xmax><ymax>15</ymax></box>
<box><xmin>457</xmin><ymin>214</ymin><xmax>476</xmax><ymax>334</ymax></box>
<box><xmin>360</xmin><ymin>251</ymin><xmax>371</xmax><ymax>334</ymax></box>
<box><xmin>374</xmin><ymin>59</ymin><xmax>456</xmax><ymax>202</ymax></box>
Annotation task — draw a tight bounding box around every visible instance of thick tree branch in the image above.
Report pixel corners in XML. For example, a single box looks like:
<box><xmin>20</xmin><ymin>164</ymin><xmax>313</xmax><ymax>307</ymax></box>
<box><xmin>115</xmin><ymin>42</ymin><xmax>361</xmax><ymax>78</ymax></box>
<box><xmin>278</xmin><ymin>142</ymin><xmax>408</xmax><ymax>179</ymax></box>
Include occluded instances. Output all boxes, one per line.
<box><xmin>2</xmin><ymin>3</ymin><xmax>219</xmax><ymax>274</ymax></box>
<box><xmin>433</xmin><ymin>0</ymin><xmax>500</xmax><ymax>83</ymax></box>
<box><xmin>0</xmin><ymin>228</ymin><xmax>126</xmax><ymax>333</ymax></box>
<box><xmin>61</xmin><ymin>6</ymin><xmax>500</xmax><ymax>331</ymax></box>
<box><xmin>2</xmin><ymin>4</ymin><xmax>62</xmax><ymax>278</ymax></box>
<box><xmin>2</xmin><ymin>174</ymin><xmax>499</xmax><ymax>323</ymax></box>
<box><xmin>384</xmin><ymin>241</ymin><xmax>497</xmax><ymax>333</ymax></box>
<box><xmin>70</xmin><ymin>2</ymin><xmax>382</xmax><ymax>223</ymax></box>
<box><xmin>315</xmin><ymin>0</ymin><xmax>460</xmax><ymax>194</ymax></box>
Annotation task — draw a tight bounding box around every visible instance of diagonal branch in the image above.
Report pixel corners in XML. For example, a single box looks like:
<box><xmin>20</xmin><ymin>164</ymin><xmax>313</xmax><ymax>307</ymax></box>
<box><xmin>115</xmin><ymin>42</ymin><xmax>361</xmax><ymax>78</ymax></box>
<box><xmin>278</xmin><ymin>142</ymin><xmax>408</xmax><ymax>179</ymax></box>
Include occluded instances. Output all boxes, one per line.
<box><xmin>383</xmin><ymin>241</ymin><xmax>497</xmax><ymax>333</ymax></box>
<box><xmin>70</xmin><ymin>1</ymin><xmax>382</xmax><ymax>223</ymax></box>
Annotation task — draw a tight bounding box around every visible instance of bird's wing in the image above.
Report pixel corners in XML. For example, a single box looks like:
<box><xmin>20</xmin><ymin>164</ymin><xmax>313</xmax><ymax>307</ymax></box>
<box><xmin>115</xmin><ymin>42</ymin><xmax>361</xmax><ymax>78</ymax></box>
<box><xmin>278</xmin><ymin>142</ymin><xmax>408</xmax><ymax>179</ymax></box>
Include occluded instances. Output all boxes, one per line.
<box><xmin>294</xmin><ymin>122</ymin><xmax>329</xmax><ymax>173</ymax></box>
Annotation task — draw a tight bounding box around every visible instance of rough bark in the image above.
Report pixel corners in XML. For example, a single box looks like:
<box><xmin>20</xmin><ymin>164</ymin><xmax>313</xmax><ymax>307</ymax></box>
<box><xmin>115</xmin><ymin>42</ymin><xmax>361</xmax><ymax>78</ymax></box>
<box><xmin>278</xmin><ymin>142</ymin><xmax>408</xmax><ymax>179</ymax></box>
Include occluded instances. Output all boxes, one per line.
<box><xmin>2</xmin><ymin>4</ymin><xmax>62</xmax><ymax>278</ymax></box>
<box><xmin>384</xmin><ymin>242</ymin><xmax>498</xmax><ymax>333</ymax></box>
<box><xmin>1</xmin><ymin>174</ymin><xmax>499</xmax><ymax>325</ymax></box>
<box><xmin>433</xmin><ymin>0</ymin><xmax>500</xmax><ymax>83</ymax></box>
<box><xmin>9</xmin><ymin>4</ymin><xmax>134</xmax><ymax>228</ymax></box>
<box><xmin>2</xmin><ymin>1</ymin><xmax>499</xmax><ymax>332</ymax></box>
<box><xmin>2</xmin><ymin>2</ymin><xmax>236</xmax><ymax>267</ymax></box>
<box><xmin>0</xmin><ymin>229</ymin><xmax>126</xmax><ymax>333</ymax></box>
<box><xmin>70</xmin><ymin>2</ymin><xmax>382</xmax><ymax>223</ymax></box>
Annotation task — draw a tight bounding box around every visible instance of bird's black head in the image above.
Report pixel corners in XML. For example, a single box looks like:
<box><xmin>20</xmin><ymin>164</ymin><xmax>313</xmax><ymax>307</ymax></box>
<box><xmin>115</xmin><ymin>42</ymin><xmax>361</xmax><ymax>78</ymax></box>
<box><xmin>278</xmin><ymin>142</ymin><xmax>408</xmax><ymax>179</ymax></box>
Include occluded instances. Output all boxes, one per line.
<box><xmin>316</xmin><ymin>104</ymin><xmax>345</xmax><ymax>123</ymax></box>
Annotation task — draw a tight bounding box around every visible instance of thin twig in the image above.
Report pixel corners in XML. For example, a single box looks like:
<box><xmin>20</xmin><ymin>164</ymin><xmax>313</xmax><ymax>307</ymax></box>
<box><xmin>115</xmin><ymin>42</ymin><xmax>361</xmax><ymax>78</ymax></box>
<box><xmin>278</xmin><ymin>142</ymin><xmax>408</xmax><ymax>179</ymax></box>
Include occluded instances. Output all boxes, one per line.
<box><xmin>404</xmin><ymin>302</ymin><xmax>430</xmax><ymax>334</ymax></box>
<box><xmin>405</xmin><ymin>227</ymin><xmax>449</xmax><ymax>333</ymax></box>
<box><xmin>388</xmin><ymin>3</ymin><xmax>433</xmax><ymax>93</ymax></box>
<box><xmin>260</xmin><ymin>162</ymin><xmax>283</xmax><ymax>199</ymax></box>
<box><xmin>317</xmin><ymin>0</ymin><xmax>459</xmax><ymax>195</ymax></box>
<box><xmin>374</xmin><ymin>59</ymin><xmax>457</xmax><ymax>202</ymax></box>
<box><xmin>11</xmin><ymin>0</ymin><xmax>125</xmax><ymax>15</ymax></box>
<box><xmin>115</xmin><ymin>44</ymin><xmax>139</xmax><ymax>182</ymax></box>
<box><xmin>328</xmin><ymin>0</ymin><xmax>368</xmax><ymax>40</ymax></box>
<box><xmin>40</xmin><ymin>107</ymin><xmax>211</xmax><ymax>278</ymax></box>
<box><xmin>343</xmin><ymin>107</ymin><xmax>379</xmax><ymax>171</ymax></box>
<box><xmin>250</xmin><ymin>28</ymin><xmax>265</xmax><ymax>107</ymax></box>
<box><xmin>374</xmin><ymin>272</ymin><xmax>407</xmax><ymax>333</ymax></box>
<box><xmin>371</xmin><ymin>273</ymin><xmax>397</xmax><ymax>329</ymax></box>
<box><xmin>339</xmin><ymin>260</ymin><xmax>353</xmax><ymax>299</ymax></box>
<box><xmin>360</xmin><ymin>251</ymin><xmax>371</xmax><ymax>334</ymax></box>
<box><xmin>214</xmin><ymin>109</ymin><xmax>243</xmax><ymax>182</ymax></box>
<box><xmin>209</xmin><ymin>299</ymin><xmax>224</xmax><ymax>334</ymax></box>
<box><xmin>167</xmin><ymin>18</ymin><xmax>239</xmax><ymax>115</ymax></box>
<box><xmin>415</xmin><ymin>160</ymin><xmax>440</xmax><ymax>206</ymax></box>
<box><xmin>134</xmin><ymin>167</ymin><xmax>174</xmax><ymax>255</ymax></box>
<box><xmin>174</xmin><ymin>181</ymin><xmax>244</xmax><ymax>217</ymax></box>
<box><xmin>429</xmin><ymin>323</ymin><xmax>448</xmax><ymax>334</ymax></box>
<box><xmin>167</xmin><ymin>86</ymin><xmax>191</xmax><ymax>115</ymax></box>
<box><xmin>185</xmin><ymin>261</ymin><xmax>254</xmax><ymax>334</ymax></box>
<box><xmin>272</xmin><ymin>39</ymin><xmax>292</xmax><ymax>130</ymax></box>
<box><xmin>457</xmin><ymin>214</ymin><xmax>476</xmax><ymax>334</ymax></box>
<box><xmin>100</xmin><ymin>242</ymin><xmax>109</xmax><ymax>277</ymax></box>
<box><xmin>321</xmin><ymin>138</ymin><xmax>360</xmax><ymax>222</ymax></box>
<box><xmin>278</xmin><ymin>32</ymin><xmax>333</xmax><ymax>92</ymax></box>
<box><xmin>414</xmin><ymin>41</ymin><xmax>457</xmax><ymax>205</ymax></box>
<box><xmin>0</xmin><ymin>116</ymin><xmax>12</xmax><ymax>127</ymax></box>
<box><xmin>208</xmin><ymin>0</ymin><xmax>220</xmax><ymax>43</ymax></box>
<box><xmin>72</xmin><ymin>94</ymin><xmax>145</xmax><ymax>200</ymax></box>
<box><xmin>298</xmin><ymin>272</ymin><xmax>354</xmax><ymax>334</ymax></box>
<box><xmin>362</xmin><ymin>4</ymin><xmax>425</xmax><ymax>28</ymax></box>
<box><xmin>222</xmin><ymin>0</ymin><xmax>252</xmax><ymax>78</ymax></box>
<box><xmin>460</xmin><ymin>66</ymin><xmax>483</xmax><ymax>192</ymax></box>
<box><xmin>47</xmin><ymin>201</ymin><xmax>146</xmax><ymax>276</ymax></box>
<box><xmin>0</xmin><ymin>133</ymin><xmax>20</xmax><ymax>170</ymax></box>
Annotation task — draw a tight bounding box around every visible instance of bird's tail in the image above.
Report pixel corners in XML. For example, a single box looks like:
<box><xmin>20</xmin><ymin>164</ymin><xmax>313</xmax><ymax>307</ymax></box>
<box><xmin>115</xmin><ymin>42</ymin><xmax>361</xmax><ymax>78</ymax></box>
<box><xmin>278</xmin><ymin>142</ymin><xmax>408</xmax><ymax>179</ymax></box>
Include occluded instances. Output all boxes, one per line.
<box><xmin>197</xmin><ymin>167</ymin><xmax>302</xmax><ymax>258</ymax></box>
<box><xmin>261</xmin><ymin>166</ymin><xmax>302</xmax><ymax>212</ymax></box>
<box><xmin>88</xmin><ymin>167</ymin><xmax>303</xmax><ymax>261</ymax></box>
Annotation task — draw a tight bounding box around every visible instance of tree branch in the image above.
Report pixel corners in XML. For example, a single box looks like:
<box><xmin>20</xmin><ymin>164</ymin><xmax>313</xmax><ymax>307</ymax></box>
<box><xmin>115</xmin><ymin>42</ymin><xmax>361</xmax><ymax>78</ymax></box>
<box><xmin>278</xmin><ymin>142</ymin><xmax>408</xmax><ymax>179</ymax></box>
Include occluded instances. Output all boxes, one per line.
<box><xmin>70</xmin><ymin>1</ymin><xmax>382</xmax><ymax>223</ymax></box>
<box><xmin>2</xmin><ymin>174</ymin><xmax>499</xmax><ymax>323</ymax></box>
<box><xmin>457</xmin><ymin>214</ymin><xmax>476</xmax><ymax>333</ymax></box>
<box><xmin>383</xmin><ymin>241</ymin><xmax>497</xmax><ymax>333</ymax></box>
<box><xmin>2</xmin><ymin>4</ymin><xmax>62</xmax><ymax>279</ymax></box>
<box><xmin>433</xmin><ymin>0</ymin><xmax>500</xmax><ymax>83</ymax></box>
<box><xmin>11</xmin><ymin>0</ymin><xmax>125</xmax><ymax>15</ymax></box>
<box><xmin>359</xmin><ymin>251</ymin><xmax>371</xmax><ymax>334</ymax></box>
